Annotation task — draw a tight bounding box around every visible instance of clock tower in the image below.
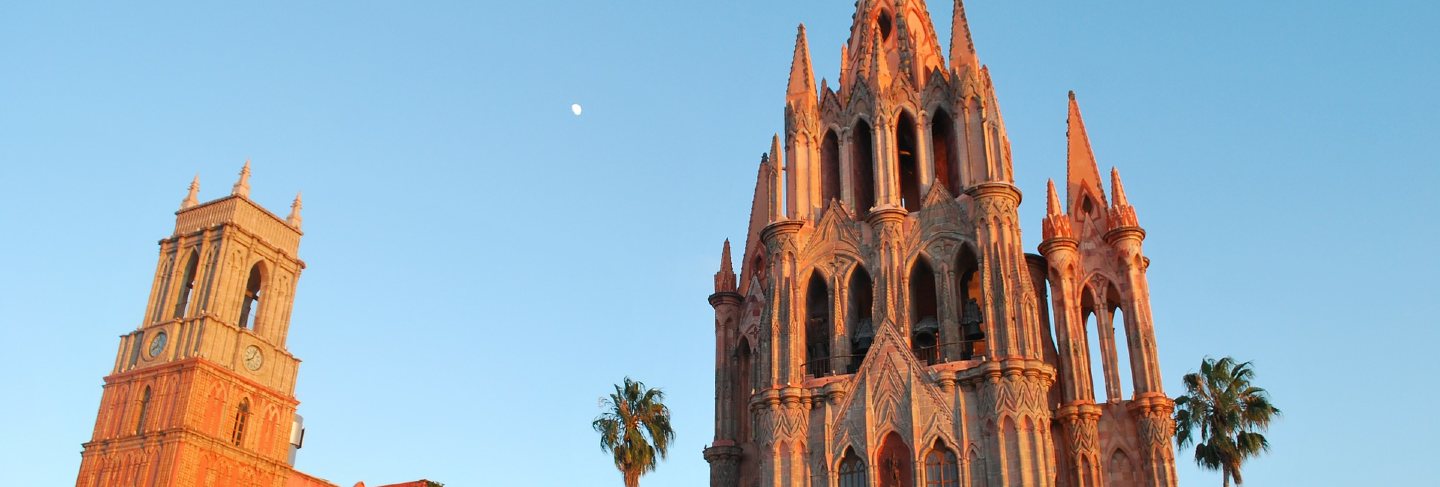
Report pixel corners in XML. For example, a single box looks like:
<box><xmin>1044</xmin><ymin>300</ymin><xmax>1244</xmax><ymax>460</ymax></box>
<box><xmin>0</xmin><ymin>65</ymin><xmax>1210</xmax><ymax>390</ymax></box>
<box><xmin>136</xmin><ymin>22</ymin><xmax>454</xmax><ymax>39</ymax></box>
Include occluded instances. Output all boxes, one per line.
<box><xmin>76</xmin><ymin>163</ymin><xmax>313</xmax><ymax>486</ymax></box>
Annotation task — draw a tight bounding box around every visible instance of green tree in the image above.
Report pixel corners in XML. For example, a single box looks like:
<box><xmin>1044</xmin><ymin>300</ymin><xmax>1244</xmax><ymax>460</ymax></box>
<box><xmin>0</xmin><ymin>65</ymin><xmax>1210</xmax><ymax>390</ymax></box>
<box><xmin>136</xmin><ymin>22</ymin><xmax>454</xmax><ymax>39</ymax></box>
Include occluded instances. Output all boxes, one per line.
<box><xmin>1173</xmin><ymin>357</ymin><xmax>1281</xmax><ymax>487</ymax></box>
<box><xmin>592</xmin><ymin>377</ymin><xmax>675</xmax><ymax>487</ymax></box>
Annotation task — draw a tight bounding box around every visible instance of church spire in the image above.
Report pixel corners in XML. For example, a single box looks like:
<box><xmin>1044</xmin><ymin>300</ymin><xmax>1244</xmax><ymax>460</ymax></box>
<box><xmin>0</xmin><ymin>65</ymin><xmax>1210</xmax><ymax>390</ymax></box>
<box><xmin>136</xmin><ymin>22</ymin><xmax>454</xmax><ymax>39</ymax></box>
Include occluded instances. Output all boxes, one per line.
<box><xmin>1066</xmin><ymin>92</ymin><xmax>1106</xmax><ymax>211</ymax></box>
<box><xmin>286</xmin><ymin>192</ymin><xmax>303</xmax><ymax>229</ymax></box>
<box><xmin>1046</xmin><ymin>179</ymin><xmax>1063</xmax><ymax>217</ymax></box>
<box><xmin>180</xmin><ymin>174</ymin><xmax>200</xmax><ymax>210</ymax></box>
<box><xmin>765</xmin><ymin>135</ymin><xmax>785</xmax><ymax>222</ymax></box>
<box><xmin>1042</xmin><ymin>179</ymin><xmax>1074</xmax><ymax>241</ymax></box>
<box><xmin>231</xmin><ymin>160</ymin><xmax>252</xmax><ymax>198</ymax></box>
<box><xmin>715</xmin><ymin>239</ymin><xmax>737</xmax><ymax>293</ymax></box>
<box><xmin>786</xmin><ymin>24</ymin><xmax>817</xmax><ymax>110</ymax></box>
<box><xmin>949</xmin><ymin>0</ymin><xmax>980</xmax><ymax>72</ymax></box>
<box><xmin>1109</xmin><ymin>167</ymin><xmax>1140</xmax><ymax>228</ymax></box>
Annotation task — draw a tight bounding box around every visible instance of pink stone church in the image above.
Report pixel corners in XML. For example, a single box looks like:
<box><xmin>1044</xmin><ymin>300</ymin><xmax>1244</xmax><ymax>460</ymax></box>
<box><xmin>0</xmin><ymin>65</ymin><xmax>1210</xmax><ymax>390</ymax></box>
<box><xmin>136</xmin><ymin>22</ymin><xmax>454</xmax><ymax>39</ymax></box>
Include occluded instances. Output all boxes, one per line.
<box><xmin>703</xmin><ymin>1</ymin><xmax>1178</xmax><ymax>486</ymax></box>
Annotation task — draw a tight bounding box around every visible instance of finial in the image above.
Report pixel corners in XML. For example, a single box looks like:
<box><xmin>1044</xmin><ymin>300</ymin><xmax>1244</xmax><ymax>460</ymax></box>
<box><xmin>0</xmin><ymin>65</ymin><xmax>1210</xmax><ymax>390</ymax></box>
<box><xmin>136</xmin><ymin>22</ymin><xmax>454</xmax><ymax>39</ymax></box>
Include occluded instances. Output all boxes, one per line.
<box><xmin>715</xmin><ymin>239</ymin><xmax>737</xmax><ymax>293</ymax></box>
<box><xmin>770</xmin><ymin>134</ymin><xmax>782</xmax><ymax>168</ymax></box>
<box><xmin>1110</xmin><ymin>167</ymin><xmax>1129</xmax><ymax>208</ymax></box>
<box><xmin>786</xmin><ymin>23</ymin><xmax>817</xmax><ymax>109</ymax></box>
<box><xmin>231</xmin><ymin>160</ymin><xmax>251</xmax><ymax>197</ymax></box>
<box><xmin>1046</xmin><ymin>179</ymin><xmax>1062</xmax><ymax>216</ymax></box>
<box><xmin>180</xmin><ymin>174</ymin><xmax>200</xmax><ymax>209</ymax></box>
<box><xmin>950</xmin><ymin>0</ymin><xmax>980</xmax><ymax>73</ymax></box>
<box><xmin>286</xmin><ymin>191</ymin><xmax>303</xmax><ymax>229</ymax></box>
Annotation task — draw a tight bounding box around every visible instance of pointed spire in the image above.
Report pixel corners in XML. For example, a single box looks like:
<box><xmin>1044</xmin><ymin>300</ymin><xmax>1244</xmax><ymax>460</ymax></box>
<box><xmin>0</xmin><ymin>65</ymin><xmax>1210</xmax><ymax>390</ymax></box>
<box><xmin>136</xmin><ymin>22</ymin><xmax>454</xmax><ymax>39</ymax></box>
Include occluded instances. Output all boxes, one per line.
<box><xmin>231</xmin><ymin>160</ymin><xmax>252</xmax><ymax>198</ymax></box>
<box><xmin>1046</xmin><ymin>179</ymin><xmax>1062</xmax><ymax>217</ymax></box>
<box><xmin>786</xmin><ymin>24</ymin><xmax>817</xmax><ymax>110</ymax></box>
<box><xmin>715</xmin><ymin>239</ymin><xmax>737</xmax><ymax>294</ymax></box>
<box><xmin>1108</xmin><ymin>167</ymin><xmax>1140</xmax><ymax>229</ymax></box>
<box><xmin>1066</xmin><ymin>91</ymin><xmax>1105</xmax><ymax>211</ymax></box>
<box><xmin>1110</xmin><ymin>167</ymin><xmax>1129</xmax><ymax>208</ymax></box>
<box><xmin>1042</xmin><ymin>178</ymin><xmax>1075</xmax><ymax>241</ymax></box>
<box><xmin>949</xmin><ymin>0</ymin><xmax>980</xmax><ymax>72</ymax></box>
<box><xmin>286</xmin><ymin>192</ymin><xmax>303</xmax><ymax>229</ymax></box>
<box><xmin>180</xmin><ymin>174</ymin><xmax>200</xmax><ymax>210</ymax></box>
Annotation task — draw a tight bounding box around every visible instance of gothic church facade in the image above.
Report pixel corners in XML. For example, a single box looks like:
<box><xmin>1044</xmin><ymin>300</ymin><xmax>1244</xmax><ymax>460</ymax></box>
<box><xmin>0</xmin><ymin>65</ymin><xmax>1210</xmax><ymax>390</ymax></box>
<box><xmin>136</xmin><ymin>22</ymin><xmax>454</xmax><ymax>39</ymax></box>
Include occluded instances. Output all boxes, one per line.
<box><xmin>703</xmin><ymin>2</ymin><xmax>1178</xmax><ymax>486</ymax></box>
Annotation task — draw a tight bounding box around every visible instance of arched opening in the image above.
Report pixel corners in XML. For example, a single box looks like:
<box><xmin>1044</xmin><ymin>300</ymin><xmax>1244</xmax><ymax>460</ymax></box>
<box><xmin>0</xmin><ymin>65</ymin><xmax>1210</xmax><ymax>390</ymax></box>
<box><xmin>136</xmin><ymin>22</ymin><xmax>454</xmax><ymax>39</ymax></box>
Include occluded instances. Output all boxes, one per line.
<box><xmin>237</xmin><ymin>263</ymin><xmax>264</xmax><ymax>331</ymax></box>
<box><xmin>734</xmin><ymin>338</ymin><xmax>752</xmax><ymax>442</ymax></box>
<box><xmin>924</xmin><ymin>441</ymin><xmax>960</xmax><ymax>487</ymax></box>
<box><xmin>806</xmin><ymin>273</ymin><xmax>833</xmax><ymax>377</ymax></box>
<box><xmin>897</xmin><ymin>111</ymin><xmax>921</xmax><ymax>211</ymax></box>
<box><xmin>877</xmin><ymin>11</ymin><xmax>893</xmax><ymax>41</ymax></box>
<box><xmin>931</xmin><ymin>109</ymin><xmax>958</xmax><ymax>194</ymax></box>
<box><xmin>848</xmin><ymin>266</ymin><xmax>875</xmax><ymax>373</ymax></box>
<box><xmin>839</xmin><ymin>447</ymin><xmax>867</xmax><ymax>487</ymax></box>
<box><xmin>1082</xmin><ymin>287</ymin><xmax>1108</xmax><ymax>401</ymax></box>
<box><xmin>173</xmin><ymin>250</ymin><xmax>200</xmax><ymax>319</ymax></box>
<box><xmin>821</xmin><ymin>129</ymin><xmax>842</xmax><ymax>205</ymax></box>
<box><xmin>878</xmin><ymin>431</ymin><xmax>914</xmax><ymax>487</ymax></box>
<box><xmin>135</xmin><ymin>386</ymin><xmax>151</xmax><ymax>435</ymax></box>
<box><xmin>967</xmin><ymin>448</ymin><xmax>986</xmax><ymax>487</ymax></box>
<box><xmin>910</xmin><ymin>258</ymin><xmax>939</xmax><ymax>365</ymax></box>
<box><xmin>1003</xmin><ymin>419</ymin><xmax>1022</xmax><ymax>486</ymax></box>
<box><xmin>956</xmin><ymin>246</ymin><xmax>985</xmax><ymax>360</ymax></box>
<box><xmin>1110</xmin><ymin>298</ymin><xmax>1134</xmax><ymax>401</ymax></box>
<box><xmin>852</xmin><ymin>120</ymin><xmax>877</xmax><ymax>216</ymax></box>
<box><xmin>231</xmin><ymin>398</ymin><xmax>250</xmax><ymax>446</ymax></box>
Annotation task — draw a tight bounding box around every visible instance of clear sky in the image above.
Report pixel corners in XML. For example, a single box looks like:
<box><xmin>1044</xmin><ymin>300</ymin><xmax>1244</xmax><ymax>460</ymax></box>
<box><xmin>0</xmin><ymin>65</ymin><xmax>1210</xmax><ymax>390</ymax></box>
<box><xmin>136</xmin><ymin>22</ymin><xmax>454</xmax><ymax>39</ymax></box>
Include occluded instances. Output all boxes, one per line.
<box><xmin>2</xmin><ymin>1</ymin><xmax>1437</xmax><ymax>485</ymax></box>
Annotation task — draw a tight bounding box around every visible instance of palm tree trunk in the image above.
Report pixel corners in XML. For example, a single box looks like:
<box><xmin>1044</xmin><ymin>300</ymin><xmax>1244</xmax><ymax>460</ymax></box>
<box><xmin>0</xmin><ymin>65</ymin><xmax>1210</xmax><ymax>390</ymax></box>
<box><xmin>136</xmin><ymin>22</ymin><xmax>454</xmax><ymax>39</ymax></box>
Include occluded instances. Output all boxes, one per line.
<box><xmin>625</xmin><ymin>469</ymin><xmax>640</xmax><ymax>487</ymax></box>
<box><xmin>1222</xmin><ymin>466</ymin><xmax>1230</xmax><ymax>487</ymax></box>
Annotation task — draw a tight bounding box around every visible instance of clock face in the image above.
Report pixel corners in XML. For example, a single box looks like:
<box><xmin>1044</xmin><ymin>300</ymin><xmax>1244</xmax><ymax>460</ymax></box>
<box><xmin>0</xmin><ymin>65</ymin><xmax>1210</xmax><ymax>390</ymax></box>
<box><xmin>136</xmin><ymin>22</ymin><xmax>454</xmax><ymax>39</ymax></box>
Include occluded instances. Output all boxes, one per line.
<box><xmin>148</xmin><ymin>332</ymin><xmax>167</xmax><ymax>358</ymax></box>
<box><xmin>243</xmin><ymin>345</ymin><xmax>264</xmax><ymax>371</ymax></box>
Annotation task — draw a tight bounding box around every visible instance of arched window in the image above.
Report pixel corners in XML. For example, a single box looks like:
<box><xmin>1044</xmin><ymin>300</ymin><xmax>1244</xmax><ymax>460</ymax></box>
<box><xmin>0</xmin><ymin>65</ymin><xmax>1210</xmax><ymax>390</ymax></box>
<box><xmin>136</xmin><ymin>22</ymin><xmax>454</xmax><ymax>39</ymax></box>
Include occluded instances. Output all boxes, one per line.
<box><xmin>821</xmin><ymin>129</ymin><xmax>842</xmax><ymax>205</ymax></box>
<box><xmin>1111</xmin><ymin>300</ymin><xmax>1134</xmax><ymax>401</ymax></box>
<box><xmin>237</xmin><ymin>263</ymin><xmax>264</xmax><ymax>330</ymax></box>
<box><xmin>839</xmin><ymin>448</ymin><xmax>867</xmax><ymax>487</ymax></box>
<box><xmin>897</xmin><ymin>111</ymin><xmax>921</xmax><ymax>211</ymax></box>
<box><xmin>925</xmin><ymin>442</ymin><xmax>960</xmax><ymax>487</ymax></box>
<box><xmin>965</xmin><ymin>97</ymin><xmax>986</xmax><ymax>182</ymax></box>
<box><xmin>910</xmin><ymin>258</ymin><xmax>939</xmax><ymax>365</ymax></box>
<box><xmin>931</xmin><ymin>108</ymin><xmax>958</xmax><ymax>193</ymax></box>
<box><xmin>135</xmin><ymin>386</ymin><xmax>151</xmax><ymax>435</ymax></box>
<box><xmin>852</xmin><ymin>120</ymin><xmax>877</xmax><ymax>216</ymax></box>
<box><xmin>805</xmin><ymin>273</ymin><xmax>833</xmax><ymax>377</ymax></box>
<box><xmin>1108</xmin><ymin>449</ymin><xmax>1135</xmax><ymax>487</ymax></box>
<box><xmin>848</xmin><ymin>266</ymin><xmax>875</xmax><ymax>373</ymax></box>
<box><xmin>956</xmin><ymin>246</ymin><xmax>984</xmax><ymax>360</ymax></box>
<box><xmin>231</xmin><ymin>398</ymin><xmax>250</xmax><ymax>446</ymax></box>
<box><xmin>173</xmin><ymin>250</ymin><xmax>200</xmax><ymax>318</ymax></box>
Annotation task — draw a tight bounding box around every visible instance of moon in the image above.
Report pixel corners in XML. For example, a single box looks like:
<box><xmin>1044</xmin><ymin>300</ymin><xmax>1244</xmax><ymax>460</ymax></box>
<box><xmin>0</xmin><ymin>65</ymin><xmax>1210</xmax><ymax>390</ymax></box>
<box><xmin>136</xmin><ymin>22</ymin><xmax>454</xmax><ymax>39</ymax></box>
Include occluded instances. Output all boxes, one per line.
<box><xmin>571</xmin><ymin>104</ymin><xmax>583</xmax><ymax>116</ymax></box>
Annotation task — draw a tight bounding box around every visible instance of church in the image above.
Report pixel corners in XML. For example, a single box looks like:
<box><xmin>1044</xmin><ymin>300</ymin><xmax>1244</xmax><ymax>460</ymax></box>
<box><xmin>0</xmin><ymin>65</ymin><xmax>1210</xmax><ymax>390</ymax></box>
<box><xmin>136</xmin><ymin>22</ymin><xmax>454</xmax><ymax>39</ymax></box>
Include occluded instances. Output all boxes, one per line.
<box><xmin>702</xmin><ymin>1</ymin><xmax>1178</xmax><ymax>486</ymax></box>
<box><xmin>72</xmin><ymin>163</ymin><xmax>433</xmax><ymax>487</ymax></box>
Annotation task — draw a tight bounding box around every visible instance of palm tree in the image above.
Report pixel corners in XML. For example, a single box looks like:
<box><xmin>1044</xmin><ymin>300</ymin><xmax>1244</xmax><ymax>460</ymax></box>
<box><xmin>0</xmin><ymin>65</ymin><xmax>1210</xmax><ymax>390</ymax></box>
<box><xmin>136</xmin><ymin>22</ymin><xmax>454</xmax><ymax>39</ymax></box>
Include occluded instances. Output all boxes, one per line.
<box><xmin>1173</xmin><ymin>357</ymin><xmax>1281</xmax><ymax>487</ymax></box>
<box><xmin>592</xmin><ymin>377</ymin><xmax>675</xmax><ymax>487</ymax></box>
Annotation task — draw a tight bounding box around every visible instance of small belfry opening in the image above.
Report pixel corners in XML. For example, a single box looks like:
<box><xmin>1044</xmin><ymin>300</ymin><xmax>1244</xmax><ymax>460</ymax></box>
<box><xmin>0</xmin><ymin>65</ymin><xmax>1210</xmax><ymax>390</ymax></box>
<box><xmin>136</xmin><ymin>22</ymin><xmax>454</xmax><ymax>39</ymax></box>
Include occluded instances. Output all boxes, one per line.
<box><xmin>135</xmin><ymin>386</ymin><xmax>151</xmax><ymax>435</ymax></box>
<box><xmin>237</xmin><ymin>263</ymin><xmax>264</xmax><ymax>331</ymax></box>
<box><xmin>931</xmin><ymin>108</ymin><xmax>958</xmax><ymax>193</ymax></box>
<box><xmin>965</xmin><ymin>97</ymin><xmax>985</xmax><ymax>181</ymax></box>
<box><xmin>955</xmin><ymin>245</ymin><xmax>985</xmax><ymax>359</ymax></box>
<box><xmin>231</xmin><ymin>398</ymin><xmax>250</xmax><ymax>447</ymax></box>
<box><xmin>897</xmin><ymin>111</ymin><xmax>921</xmax><ymax>211</ymax></box>
<box><xmin>877</xmin><ymin>10</ymin><xmax>893</xmax><ymax>41</ymax></box>
<box><xmin>821</xmin><ymin>129</ymin><xmax>842</xmax><ymax>205</ymax></box>
<box><xmin>848</xmin><ymin>266</ymin><xmax>875</xmax><ymax>373</ymax></box>
<box><xmin>805</xmin><ymin>273</ymin><xmax>833</xmax><ymax>377</ymax></box>
<box><xmin>909</xmin><ymin>258</ymin><xmax>939</xmax><ymax>365</ymax></box>
<box><xmin>1081</xmin><ymin>288</ymin><xmax>1107</xmax><ymax>401</ymax></box>
<box><xmin>1109</xmin><ymin>287</ymin><xmax>1134</xmax><ymax>400</ymax></box>
<box><xmin>839</xmin><ymin>447</ymin><xmax>867</xmax><ymax>487</ymax></box>
<box><xmin>172</xmin><ymin>250</ymin><xmax>200</xmax><ymax>319</ymax></box>
<box><xmin>852</xmin><ymin>119</ymin><xmax>877</xmax><ymax>216</ymax></box>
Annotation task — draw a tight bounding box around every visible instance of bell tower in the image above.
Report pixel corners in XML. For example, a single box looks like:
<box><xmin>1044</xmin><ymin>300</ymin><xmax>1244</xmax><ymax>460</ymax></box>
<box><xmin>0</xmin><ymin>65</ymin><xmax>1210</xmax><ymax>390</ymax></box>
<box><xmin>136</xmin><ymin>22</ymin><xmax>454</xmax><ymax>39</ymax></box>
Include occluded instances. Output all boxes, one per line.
<box><xmin>76</xmin><ymin>163</ymin><xmax>310</xmax><ymax>486</ymax></box>
<box><xmin>705</xmin><ymin>1</ymin><xmax>1178</xmax><ymax>486</ymax></box>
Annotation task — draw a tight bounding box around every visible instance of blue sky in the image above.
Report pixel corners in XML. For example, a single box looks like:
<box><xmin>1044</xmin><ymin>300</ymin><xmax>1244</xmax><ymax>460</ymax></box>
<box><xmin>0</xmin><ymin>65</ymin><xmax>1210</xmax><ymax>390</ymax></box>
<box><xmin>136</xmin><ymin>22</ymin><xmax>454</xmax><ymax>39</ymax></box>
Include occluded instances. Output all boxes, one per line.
<box><xmin>2</xmin><ymin>1</ymin><xmax>1437</xmax><ymax>485</ymax></box>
